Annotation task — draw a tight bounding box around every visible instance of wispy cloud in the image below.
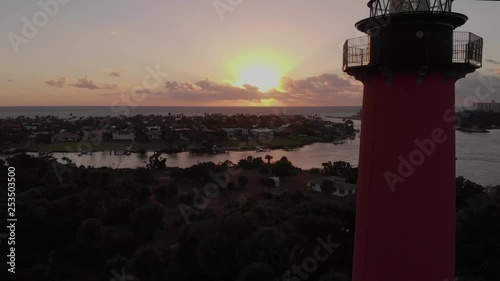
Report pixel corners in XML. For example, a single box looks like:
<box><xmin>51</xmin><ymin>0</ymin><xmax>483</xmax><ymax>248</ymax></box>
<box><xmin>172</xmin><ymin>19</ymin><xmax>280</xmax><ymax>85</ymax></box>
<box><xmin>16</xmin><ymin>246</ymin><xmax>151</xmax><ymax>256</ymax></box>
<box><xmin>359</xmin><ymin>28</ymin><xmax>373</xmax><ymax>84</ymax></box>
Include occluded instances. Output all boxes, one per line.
<box><xmin>7</xmin><ymin>79</ymin><xmax>14</xmax><ymax>83</ymax></box>
<box><xmin>108</xmin><ymin>71</ymin><xmax>121</xmax><ymax>77</ymax></box>
<box><xmin>486</xmin><ymin>59</ymin><xmax>500</xmax><ymax>65</ymax></box>
<box><xmin>71</xmin><ymin>76</ymin><xmax>100</xmax><ymax>90</ymax></box>
<box><xmin>109</xmin><ymin>31</ymin><xmax>120</xmax><ymax>37</ymax></box>
<box><xmin>44</xmin><ymin>77</ymin><xmax>67</xmax><ymax>88</ymax></box>
<box><xmin>103</xmin><ymin>84</ymin><xmax>120</xmax><ymax>90</ymax></box>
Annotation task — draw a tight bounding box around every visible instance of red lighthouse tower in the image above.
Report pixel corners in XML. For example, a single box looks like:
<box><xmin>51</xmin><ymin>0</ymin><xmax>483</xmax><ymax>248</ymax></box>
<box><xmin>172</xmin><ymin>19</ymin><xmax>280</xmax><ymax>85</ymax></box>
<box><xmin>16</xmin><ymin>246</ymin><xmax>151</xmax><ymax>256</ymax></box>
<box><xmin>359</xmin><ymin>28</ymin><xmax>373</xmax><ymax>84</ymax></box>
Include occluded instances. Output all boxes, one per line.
<box><xmin>343</xmin><ymin>1</ymin><xmax>483</xmax><ymax>281</ymax></box>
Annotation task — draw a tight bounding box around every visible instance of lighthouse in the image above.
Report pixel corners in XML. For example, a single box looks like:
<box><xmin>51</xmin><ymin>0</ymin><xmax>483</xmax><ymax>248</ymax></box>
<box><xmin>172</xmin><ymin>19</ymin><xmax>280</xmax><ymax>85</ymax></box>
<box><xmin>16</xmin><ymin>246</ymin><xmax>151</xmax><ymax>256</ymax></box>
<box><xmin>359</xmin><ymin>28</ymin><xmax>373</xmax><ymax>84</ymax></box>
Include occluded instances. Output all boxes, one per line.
<box><xmin>343</xmin><ymin>1</ymin><xmax>483</xmax><ymax>281</ymax></box>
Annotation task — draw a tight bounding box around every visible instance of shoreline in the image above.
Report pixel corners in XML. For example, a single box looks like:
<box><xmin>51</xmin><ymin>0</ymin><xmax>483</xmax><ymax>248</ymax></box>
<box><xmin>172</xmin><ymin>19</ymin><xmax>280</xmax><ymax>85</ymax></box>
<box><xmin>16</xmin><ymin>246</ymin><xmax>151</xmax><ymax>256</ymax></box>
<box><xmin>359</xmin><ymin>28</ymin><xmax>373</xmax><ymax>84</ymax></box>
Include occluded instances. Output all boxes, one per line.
<box><xmin>0</xmin><ymin>137</ymin><xmax>343</xmax><ymax>155</ymax></box>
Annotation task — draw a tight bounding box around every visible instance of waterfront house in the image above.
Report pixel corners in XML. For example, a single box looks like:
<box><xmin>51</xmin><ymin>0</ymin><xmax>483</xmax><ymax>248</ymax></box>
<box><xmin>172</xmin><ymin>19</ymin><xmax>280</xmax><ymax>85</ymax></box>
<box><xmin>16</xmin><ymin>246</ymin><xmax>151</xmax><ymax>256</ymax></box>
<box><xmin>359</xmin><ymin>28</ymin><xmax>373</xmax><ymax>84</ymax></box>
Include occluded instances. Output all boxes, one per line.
<box><xmin>51</xmin><ymin>132</ymin><xmax>81</xmax><ymax>142</ymax></box>
<box><xmin>222</xmin><ymin>128</ymin><xmax>249</xmax><ymax>140</ymax></box>
<box><xmin>307</xmin><ymin>176</ymin><xmax>357</xmax><ymax>198</ymax></box>
<box><xmin>250</xmin><ymin>128</ymin><xmax>274</xmax><ymax>140</ymax></box>
<box><xmin>112</xmin><ymin>130</ymin><xmax>135</xmax><ymax>141</ymax></box>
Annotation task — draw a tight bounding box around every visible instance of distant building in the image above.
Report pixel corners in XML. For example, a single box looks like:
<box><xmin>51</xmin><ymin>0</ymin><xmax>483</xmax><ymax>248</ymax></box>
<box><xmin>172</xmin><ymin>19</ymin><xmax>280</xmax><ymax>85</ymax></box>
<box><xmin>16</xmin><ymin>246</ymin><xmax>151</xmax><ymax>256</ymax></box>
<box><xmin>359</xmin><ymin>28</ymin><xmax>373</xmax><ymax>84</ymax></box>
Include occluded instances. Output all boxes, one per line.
<box><xmin>250</xmin><ymin>128</ymin><xmax>274</xmax><ymax>140</ymax></box>
<box><xmin>23</xmin><ymin>125</ymin><xmax>38</xmax><ymax>131</ymax></box>
<box><xmin>474</xmin><ymin>100</ymin><xmax>500</xmax><ymax>112</ymax></box>
<box><xmin>222</xmin><ymin>128</ymin><xmax>249</xmax><ymax>140</ymax></box>
<box><xmin>112</xmin><ymin>130</ymin><xmax>135</xmax><ymax>141</ymax></box>
<box><xmin>307</xmin><ymin>176</ymin><xmax>357</xmax><ymax>198</ymax></box>
<box><xmin>82</xmin><ymin>130</ymin><xmax>103</xmax><ymax>143</ymax></box>
<box><xmin>51</xmin><ymin>132</ymin><xmax>80</xmax><ymax>142</ymax></box>
<box><xmin>145</xmin><ymin>126</ymin><xmax>162</xmax><ymax>140</ymax></box>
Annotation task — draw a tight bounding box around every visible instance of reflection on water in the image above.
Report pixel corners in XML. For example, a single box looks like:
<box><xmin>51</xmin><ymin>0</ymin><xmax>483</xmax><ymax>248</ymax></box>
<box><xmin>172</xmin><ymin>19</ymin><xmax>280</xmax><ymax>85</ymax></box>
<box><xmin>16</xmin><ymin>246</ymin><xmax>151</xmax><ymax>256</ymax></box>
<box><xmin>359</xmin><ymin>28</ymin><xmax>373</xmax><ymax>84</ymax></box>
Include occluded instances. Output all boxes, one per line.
<box><xmin>49</xmin><ymin>140</ymin><xmax>360</xmax><ymax>171</ymax></box>
<box><xmin>2</xmin><ymin>130</ymin><xmax>500</xmax><ymax>186</ymax></box>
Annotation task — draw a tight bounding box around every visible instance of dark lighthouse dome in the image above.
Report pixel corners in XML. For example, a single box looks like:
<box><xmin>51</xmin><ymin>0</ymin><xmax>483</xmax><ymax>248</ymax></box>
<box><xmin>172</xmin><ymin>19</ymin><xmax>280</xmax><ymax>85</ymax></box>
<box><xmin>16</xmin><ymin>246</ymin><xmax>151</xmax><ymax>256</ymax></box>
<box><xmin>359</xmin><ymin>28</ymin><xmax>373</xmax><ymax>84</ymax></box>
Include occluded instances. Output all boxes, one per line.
<box><xmin>343</xmin><ymin>0</ymin><xmax>482</xmax><ymax>78</ymax></box>
<box><xmin>367</xmin><ymin>0</ymin><xmax>453</xmax><ymax>16</ymax></box>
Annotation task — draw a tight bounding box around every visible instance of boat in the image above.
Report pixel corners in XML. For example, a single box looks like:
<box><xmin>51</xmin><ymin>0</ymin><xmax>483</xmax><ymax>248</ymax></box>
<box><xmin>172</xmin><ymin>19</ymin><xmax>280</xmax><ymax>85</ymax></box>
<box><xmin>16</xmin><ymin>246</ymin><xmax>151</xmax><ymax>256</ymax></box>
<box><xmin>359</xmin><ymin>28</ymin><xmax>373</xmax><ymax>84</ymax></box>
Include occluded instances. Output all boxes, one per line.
<box><xmin>456</xmin><ymin>127</ymin><xmax>490</xmax><ymax>133</ymax></box>
<box><xmin>333</xmin><ymin>139</ymin><xmax>345</xmax><ymax>145</ymax></box>
<box><xmin>78</xmin><ymin>150</ymin><xmax>92</xmax><ymax>156</ymax></box>
<box><xmin>256</xmin><ymin>146</ymin><xmax>270</xmax><ymax>152</ymax></box>
<box><xmin>114</xmin><ymin>149</ymin><xmax>131</xmax><ymax>155</ymax></box>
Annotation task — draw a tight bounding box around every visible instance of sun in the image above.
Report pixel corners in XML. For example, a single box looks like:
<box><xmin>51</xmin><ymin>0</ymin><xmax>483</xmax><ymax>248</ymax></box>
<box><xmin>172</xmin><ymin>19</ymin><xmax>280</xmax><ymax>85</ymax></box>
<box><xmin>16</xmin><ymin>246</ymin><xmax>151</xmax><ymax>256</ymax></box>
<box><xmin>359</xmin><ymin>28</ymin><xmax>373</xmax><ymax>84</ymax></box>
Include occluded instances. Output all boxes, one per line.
<box><xmin>235</xmin><ymin>63</ymin><xmax>281</xmax><ymax>92</ymax></box>
<box><xmin>227</xmin><ymin>49</ymin><xmax>294</xmax><ymax>93</ymax></box>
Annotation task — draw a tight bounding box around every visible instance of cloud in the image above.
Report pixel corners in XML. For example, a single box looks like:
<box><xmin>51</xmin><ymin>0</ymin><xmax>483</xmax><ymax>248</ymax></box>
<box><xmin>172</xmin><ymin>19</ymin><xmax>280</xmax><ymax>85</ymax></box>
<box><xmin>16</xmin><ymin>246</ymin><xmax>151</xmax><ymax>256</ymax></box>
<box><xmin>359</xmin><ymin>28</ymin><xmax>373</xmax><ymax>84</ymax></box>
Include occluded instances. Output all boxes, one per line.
<box><xmin>109</xmin><ymin>31</ymin><xmax>120</xmax><ymax>36</ymax></box>
<box><xmin>7</xmin><ymin>79</ymin><xmax>14</xmax><ymax>83</ymax></box>
<box><xmin>102</xmin><ymin>84</ymin><xmax>120</xmax><ymax>90</ymax></box>
<box><xmin>71</xmin><ymin>76</ymin><xmax>100</xmax><ymax>90</ymax></box>
<box><xmin>108</xmin><ymin>72</ymin><xmax>120</xmax><ymax>77</ymax></box>
<box><xmin>161</xmin><ymin>78</ymin><xmax>263</xmax><ymax>102</ymax></box>
<box><xmin>44</xmin><ymin>77</ymin><xmax>67</xmax><ymax>88</ymax></box>
<box><xmin>280</xmin><ymin>73</ymin><xmax>359</xmax><ymax>95</ymax></box>
<box><xmin>150</xmin><ymin>73</ymin><xmax>362</xmax><ymax>105</ymax></box>
<box><xmin>486</xmin><ymin>59</ymin><xmax>500</xmax><ymax>65</ymax></box>
<box><xmin>456</xmin><ymin>72</ymin><xmax>500</xmax><ymax>105</ymax></box>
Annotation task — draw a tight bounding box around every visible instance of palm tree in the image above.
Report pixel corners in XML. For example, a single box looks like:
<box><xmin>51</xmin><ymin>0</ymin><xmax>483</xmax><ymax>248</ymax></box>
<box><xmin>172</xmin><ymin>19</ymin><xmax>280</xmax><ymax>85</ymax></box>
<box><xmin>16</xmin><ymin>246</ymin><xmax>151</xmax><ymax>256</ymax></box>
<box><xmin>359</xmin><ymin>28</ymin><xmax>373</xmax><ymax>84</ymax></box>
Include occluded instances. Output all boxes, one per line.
<box><xmin>265</xmin><ymin>155</ymin><xmax>273</xmax><ymax>164</ymax></box>
<box><xmin>225</xmin><ymin>182</ymin><xmax>236</xmax><ymax>205</ymax></box>
<box><xmin>238</xmin><ymin>175</ymin><xmax>248</xmax><ymax>190</ymax></box>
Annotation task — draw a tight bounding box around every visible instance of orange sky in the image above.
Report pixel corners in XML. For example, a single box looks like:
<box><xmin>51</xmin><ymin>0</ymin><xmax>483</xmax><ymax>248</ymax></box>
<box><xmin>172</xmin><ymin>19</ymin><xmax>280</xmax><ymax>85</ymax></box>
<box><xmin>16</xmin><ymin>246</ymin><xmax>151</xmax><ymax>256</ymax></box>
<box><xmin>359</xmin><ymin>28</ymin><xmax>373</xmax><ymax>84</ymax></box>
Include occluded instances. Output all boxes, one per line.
<box><xmin>1</xmin><ymin>0</ymin><xmax>499</xmax><ymax>106</ymax></box>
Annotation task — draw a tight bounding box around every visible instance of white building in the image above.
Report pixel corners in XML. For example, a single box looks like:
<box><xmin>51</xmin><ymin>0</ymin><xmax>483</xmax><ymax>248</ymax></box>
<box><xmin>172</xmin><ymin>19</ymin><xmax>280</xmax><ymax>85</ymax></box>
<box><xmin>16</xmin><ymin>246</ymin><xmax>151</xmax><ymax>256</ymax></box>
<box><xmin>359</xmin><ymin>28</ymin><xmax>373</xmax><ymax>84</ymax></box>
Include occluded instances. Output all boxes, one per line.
<box><xmin>250</xmin><ymin>128</ymin><xmax>274</xmax><ymax>140</ymax></box>
<box><xmin>307</xmin><ymin>176</ymin><xmax>357</xmax><ymax>198</ymax></box>
<box><xmin>474</xmin><ymin>100</ymin><xmax>500</xmax><ymax>113</ymax></box>
<box><xmin>222</xmin><ymin>128</ymin><xmax>249</xmax><ymax>140</ymax></box>
<box><xmin>112</xmin><ymin>130</ymin><xmax>135</xmax><ymax>141</ymax></box>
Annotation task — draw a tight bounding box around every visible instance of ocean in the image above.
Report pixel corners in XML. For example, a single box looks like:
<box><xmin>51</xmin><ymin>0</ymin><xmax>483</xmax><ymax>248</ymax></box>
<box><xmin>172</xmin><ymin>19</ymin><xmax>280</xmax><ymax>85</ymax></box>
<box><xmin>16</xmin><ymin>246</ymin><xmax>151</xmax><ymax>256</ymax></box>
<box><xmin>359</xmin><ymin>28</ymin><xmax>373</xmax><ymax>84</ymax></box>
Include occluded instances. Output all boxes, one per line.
<box><xmin>0</xmin><ymin>106</ymin><xmax>361</xmax><ymax>119</ymax></box>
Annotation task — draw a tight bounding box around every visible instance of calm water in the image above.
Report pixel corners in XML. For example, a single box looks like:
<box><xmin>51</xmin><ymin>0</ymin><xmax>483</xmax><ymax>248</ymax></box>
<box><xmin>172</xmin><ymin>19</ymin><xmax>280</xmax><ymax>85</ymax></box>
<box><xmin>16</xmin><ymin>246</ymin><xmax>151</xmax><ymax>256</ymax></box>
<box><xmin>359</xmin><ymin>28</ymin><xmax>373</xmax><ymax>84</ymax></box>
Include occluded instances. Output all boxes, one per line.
<box><xmin>3</xmin><ymin>129</ymin><xmax>499</xmax><ymax>187</ymax></box>
<box><xmin>1</xmin><ymin>107</ymin><xmax>499</xmax><ymax>186</ymax></box>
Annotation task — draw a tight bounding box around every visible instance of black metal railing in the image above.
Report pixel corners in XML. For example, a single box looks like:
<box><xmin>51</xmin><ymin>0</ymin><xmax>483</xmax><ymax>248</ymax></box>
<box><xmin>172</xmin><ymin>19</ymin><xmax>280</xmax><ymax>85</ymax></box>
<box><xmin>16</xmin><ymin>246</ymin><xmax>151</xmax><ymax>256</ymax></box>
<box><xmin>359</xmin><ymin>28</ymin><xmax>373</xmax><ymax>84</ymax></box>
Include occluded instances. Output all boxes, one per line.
<box><xmin>369</xmin><ymin>0</ymin><xmax>453</xmax><ymax>17</ymax></box>
<box><xmin>453</xmin><ymin>32</ymin><xmax>483</xmax><ymax>66</ymax></box>
<box><xmin>343</xmin><ymin>31</ymin><xmax>483</xmax><ymax>70</ymax></box>
<box><xmin>343</xmin><ymin>36</ymin><xmax>371</xmax><ymax>69</ymax></box>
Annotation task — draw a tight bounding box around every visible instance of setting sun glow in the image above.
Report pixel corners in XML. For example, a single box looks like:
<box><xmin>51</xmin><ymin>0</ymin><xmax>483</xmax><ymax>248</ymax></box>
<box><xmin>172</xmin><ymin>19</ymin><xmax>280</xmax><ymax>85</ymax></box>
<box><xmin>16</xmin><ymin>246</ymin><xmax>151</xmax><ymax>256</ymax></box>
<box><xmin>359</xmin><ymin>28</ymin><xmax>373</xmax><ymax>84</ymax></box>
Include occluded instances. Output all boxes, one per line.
<box><xmin>227</xmin><ymin>49</ymin><xmax>295</xmax><ymax>93</ymax></box>
<box><xmin>235</xmin><ymin>63</ymin><xmax>281</xmax><ymax>92</ymax></box>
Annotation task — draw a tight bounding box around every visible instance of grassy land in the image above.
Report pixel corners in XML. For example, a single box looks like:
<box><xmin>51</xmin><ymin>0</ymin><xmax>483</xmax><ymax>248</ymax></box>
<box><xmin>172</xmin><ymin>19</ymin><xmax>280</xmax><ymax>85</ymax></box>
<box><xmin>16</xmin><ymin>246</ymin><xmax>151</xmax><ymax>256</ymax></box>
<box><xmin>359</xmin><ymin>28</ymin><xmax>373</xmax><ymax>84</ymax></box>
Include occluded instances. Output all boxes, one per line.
<box><xmin>0</xmin><ymin>141</ymin><xmax>172</xmax><ymax>153</ymax></box>
<box><xmin>1</xmin><ymin>136</ymin><xmax>325</xmax><ymax>153</ymax></box>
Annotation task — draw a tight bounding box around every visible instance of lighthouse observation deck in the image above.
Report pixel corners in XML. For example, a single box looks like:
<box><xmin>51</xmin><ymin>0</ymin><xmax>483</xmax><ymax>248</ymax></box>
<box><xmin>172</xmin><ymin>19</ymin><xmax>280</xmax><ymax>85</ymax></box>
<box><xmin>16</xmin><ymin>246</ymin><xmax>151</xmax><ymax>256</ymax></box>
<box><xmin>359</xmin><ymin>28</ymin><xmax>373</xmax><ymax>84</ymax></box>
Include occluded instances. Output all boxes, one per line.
<box><xmin>343</xmin><ymin>31</ymin><xmax>483</xmax><ymax>70</ymax></box>
<box><xmin>343</xmin><ymin>0</ymin><xmax>483</xmax><ymax>74</ymax></box>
